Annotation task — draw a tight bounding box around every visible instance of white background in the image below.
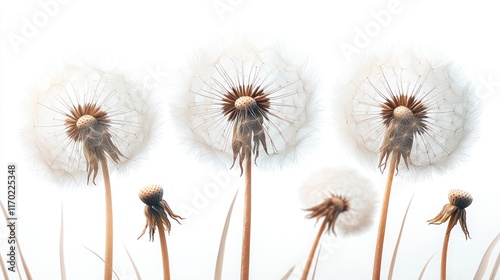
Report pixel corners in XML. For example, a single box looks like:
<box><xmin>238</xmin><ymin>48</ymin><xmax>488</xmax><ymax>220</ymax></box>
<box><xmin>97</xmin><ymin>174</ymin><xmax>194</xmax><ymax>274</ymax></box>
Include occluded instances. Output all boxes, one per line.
<box><xmin>1</xmin><ymin>0</ymin><xmax>500</xmax><ymax>279</ymax></box>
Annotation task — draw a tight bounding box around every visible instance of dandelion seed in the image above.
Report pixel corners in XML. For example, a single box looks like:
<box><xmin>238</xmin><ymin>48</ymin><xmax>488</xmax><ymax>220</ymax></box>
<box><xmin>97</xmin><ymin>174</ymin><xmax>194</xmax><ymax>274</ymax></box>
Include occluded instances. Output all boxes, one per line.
<box><xmin>299</xmin><ymin>167</ymin><xmax>377</xmax><ymax>280</ymax></box>
<box><xmin>173</xmin><ymin>35</ymin><xmax>317</xmax><ymax>280</ymax></box>
<box><xmin>30</xmin><ymin>63</ymin><xmax>155</xmax><ymax>280</ymax></box>
<box><xmin>428</xmin><ymin>189</ymin><xmax>473</xmax><ymax>280</ymax></box>
<box><xmin>338</xmin><ymin>48</ymin><xmax>478</xmax><ymax>280</ymax></box>
<box><xmin>138</xmin><ymin>184</ymin><xmax>183</xmax><ymax>280</ymax></box>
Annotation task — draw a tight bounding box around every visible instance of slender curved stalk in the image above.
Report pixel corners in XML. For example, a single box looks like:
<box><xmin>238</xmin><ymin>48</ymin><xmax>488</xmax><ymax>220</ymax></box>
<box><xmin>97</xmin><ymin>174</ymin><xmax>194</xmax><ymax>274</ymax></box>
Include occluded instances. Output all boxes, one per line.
<box><xmin>489</xmin><ymin>252</ymin><xmax>500</xmax><ymax>280</ymax></box>
<box><xmin>241</xmin><ymin>149</ymin><xmax>252</xmax><ymax>280</ymax></box>
<box><xmin>301</xmin><ymin>217</ymin><xmax>328</xmax><ymax>280</ymax></box>
<box><xmin>0</xmin><ymin>254</ymin><xmax>8</xmax><ymax>280</ymax></box>
<box><xmin>60</xmin><ymin>203</ymin><xmax>67</xmax><ymax>280</ymax></box>
<box><xmin>372</xmin><ymin>155</ymin><xmax>397</xmax><ymax>280</ymax></box>
<box><xmin>157</xmin><ymin>224</ymin><xmax>171</xmax><ymax>280</ymax></box>
<box><xmin>388</xmin><ymin>193</ymin><xmax>414</xmax><ymax>280</ymax></box>
<box><xmin>0</xmin><ymin>200</ymin><xmax>32</xmax><ymax>279</ymax></box>
<box><xmin>101</xmin><ymin>159</ymin><xmax>113</xmax><ymax>280</ymax></box>
<box><xmin>474</xmin><ymin>233</ymin><xmax>500</xmax><ymax>280</ymax></box>
<box><xmin>440</xmin><ymin>220</ymin><xmax>454</xmax><ymax>280</ymax></box>
<box><xmin>124</xmin><ymin>246</ymin><xmax>142</xmax><ymax>280</ymax></box>
<box><xmin>418</xmin><ymin>251</ymin><xmax>438</xmax><ymax>280</ymax></box>
<box><xmin>215</xmin><ymin>189</ymin><xmax>239</xmax><ymax>280</ymax></box>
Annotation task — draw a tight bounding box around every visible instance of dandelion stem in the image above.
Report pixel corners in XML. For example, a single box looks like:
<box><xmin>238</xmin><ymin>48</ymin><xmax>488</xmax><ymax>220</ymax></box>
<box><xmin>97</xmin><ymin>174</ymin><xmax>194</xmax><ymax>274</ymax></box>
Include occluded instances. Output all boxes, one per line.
<box><xmin>157</xmin><ymin>222</ymin><xmax>171</xmax><ymax>280</ymax></box>
<box><xmin>241</xmin><ymin>149</ymin><xmax>252</xmax><ymax>280</ymax></box>
<box><xmin>101</xmin><ymin>159</ymin><xmax>114</xmax><ymax>280</ymax></box>
<box><xmin>60</xmin><ymin>203</ymin><xmax>67</xmax><ymax>280</ymax></box>
<box><xmin>441</xmin><ymin>219</ymin><xmax>454</xmax><ymax>280</ymax></box>
<box><xmin>301</xmin><ymin>217</ymin><xmax>328</xmax><ymax>280</ymax></box>
<box><xmin>373</xmin><ymin>154</ymin><xmax>397</xmax><ymax>280</ymax></box>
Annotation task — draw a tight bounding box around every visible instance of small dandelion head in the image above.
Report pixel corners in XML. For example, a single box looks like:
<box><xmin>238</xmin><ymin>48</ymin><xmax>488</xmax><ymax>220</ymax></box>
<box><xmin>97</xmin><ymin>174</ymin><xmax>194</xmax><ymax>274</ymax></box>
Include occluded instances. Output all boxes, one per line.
<box><xmin>173</xmin><ymin>35</ymin><xmax>318</xmax><ymax>173</ymax></box>
<box><xmin>137</xmin><ymin>184</ymin><xmax>183</xmax><ymax>241</ymax></box>
<box><xmin>299</xmin><ymin>167</ymin><xmax>377</xmax><ymax>236</ymax></box>
<box><xmin>448</xmin><ymin>189</ymin><xmax>473</xmax><ymax>209</ymax></box>
<box><xmin>305</xmin><ymin>194</ymin><xmax>350</xmax><ymax>235</ymax></box>
<box><xmin>138</xmin><ymin>184</ymin><xmax>163</xmax><ymax>205</ymax></box>
<box><xmin>428</xmin><ymin>189</ymin><xmax>472</xmax><ymax>239</ymax></box>
<box><xmin>339</xmin><ymin>47</ymin><xmax>478</xmax><ymax>177</ymax></box>
<box><xmin>30</xmin><ymin>63</ymin><xmax>156</xmax><ymax>185</ymax></box>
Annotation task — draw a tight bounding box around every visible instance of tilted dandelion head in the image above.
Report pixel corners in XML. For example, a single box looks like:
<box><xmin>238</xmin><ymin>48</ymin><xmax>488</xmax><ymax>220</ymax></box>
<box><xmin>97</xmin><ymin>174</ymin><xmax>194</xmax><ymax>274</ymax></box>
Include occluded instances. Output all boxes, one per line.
<box><xmin>339</xmin><ymin>48</ymin><xmax>477</xmax><ymax>176</ymax></box>
<box><xmin>299</xmin><ymin>167</ymin><xmax>377</xmax><ymax>235</ymax></box>
<box><xmin>173</xmin><ymin>35</ymin><xmax>318</xmax><ymax>172</ymax></box>
<box><xmin>305</xmin><ymin>195</ymin><xmax>350</xmax><ymax>236</ymax></box>
<box><xmin>30</xmin><ymin>63</ymin><xmax>155</xmax><ymax>184</ymax></box>
<box><xmin>137</xmin><ymin>184</ymin><xmax>183</xmax><ymax>241</ymax></box>
<box><xmin>428</xmin><ymin>189</ymin><xmax>472</xmax><ymax>239</ymax></box>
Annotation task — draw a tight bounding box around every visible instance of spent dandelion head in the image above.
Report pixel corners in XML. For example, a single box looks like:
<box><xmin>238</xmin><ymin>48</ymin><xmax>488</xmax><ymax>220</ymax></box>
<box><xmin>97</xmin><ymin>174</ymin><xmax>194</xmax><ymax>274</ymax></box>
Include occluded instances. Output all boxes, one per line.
<box><xmin>299</xmin><ymin>167</ymin><xmax>377</xmax><ymax>235</ymax></box>
<box><xmin>137</xmin><ymin>184</ymin><xmax>183</xmax><ymax>241</ymax></box>
<box><xmin>173</xmin><ymin>35</ymin><xmax>318</xmax><ymax>173</ymax></box>
<box><xmin>428</xmin><ymin>189</ymin><xmax>472</xmax><ymax>239</ymax></box>
<box><xmin>30</xmin><ymin>63</ymin><xmax>155</xmax><ymax>184</ymax></box>
<box><xmin>339</xmin><ymin>48</ymin><xmax>478</xmax><ymax>176</ymax></box>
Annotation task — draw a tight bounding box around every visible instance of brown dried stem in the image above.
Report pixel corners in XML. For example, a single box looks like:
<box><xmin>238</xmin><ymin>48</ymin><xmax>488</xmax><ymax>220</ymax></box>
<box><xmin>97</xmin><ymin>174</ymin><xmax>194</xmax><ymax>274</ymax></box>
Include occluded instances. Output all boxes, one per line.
<box><xmin>102</xmin><ymin>159</ymin><xmax>113</xmax><ymax>280</ymax></box>
<box><xmin>301</xmin><ymin>217</ymin><xmax>328</xmax><ymax>280</ymax></box>
<box><xmin>157</xmin><ymin>221</ymin><xmax>171</xmax><ymax>280</ymax></box>
<box><xmin>373</xmin><ymin>154</ymin><xmax>397</xmax><ymax>280</ymax></box>
<box><xmin>241</xmin><ymin>148</ymin><xmax>252</xmax><ymax>280</ymax></box>
<box><xmin>440</xmin><ymin>219</ymin><xmax>454</xmax><ymax>280</ymax></box>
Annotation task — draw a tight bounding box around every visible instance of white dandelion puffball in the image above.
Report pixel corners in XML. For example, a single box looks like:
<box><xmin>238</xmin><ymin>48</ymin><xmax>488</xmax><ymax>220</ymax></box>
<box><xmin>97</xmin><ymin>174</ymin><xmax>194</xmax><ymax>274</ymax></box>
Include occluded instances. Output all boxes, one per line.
<box><xmin>339</xmin><ymin>48</ymin><xmax>477</xmax><ymax>176</ymax></box>
<box><xmin>299</xmin><ymin>167</ymin><xmax>377</xmax><ymax>235</ymax></box>
<box><xmin>30</xmin><ymin>63</ymin><xmax>155</xmax><ymax>184</ymax></box>
<box><xmin>173</xmin><ymin>35</ymin><xmax>318</xmax><ymax>169</ymax></box>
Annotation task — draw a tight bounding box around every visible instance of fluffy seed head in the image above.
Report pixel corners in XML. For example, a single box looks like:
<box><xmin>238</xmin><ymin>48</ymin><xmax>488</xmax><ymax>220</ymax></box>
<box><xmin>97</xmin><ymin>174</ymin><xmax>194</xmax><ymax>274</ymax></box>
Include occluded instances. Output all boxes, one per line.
<box><xmin>139</xmin><ymin>184</ymin><xmax>164</xmax><ymax>205</ymax></box>
<box><xmin>299</xmin><ymin>167</ymin><xmax>377</xmax><ymax>235</ymax></box>
<box><xmin>448</xmin><ymin>189</ymin><xmax>473</xmax><ymax>209</ymax></box>
<box><xmin>172</xmin><ymin>35</ymin><xmax>318</xmax><ymax>171</ymax></box>
<box><xmin>30</xmin><ymin>63</ymin><xmax>155</xmax><ymax>185</ymax></box>
<box><xmin>339</xmin><ymin>48</ymin><xmax>478</xmax><ymax>177</ymax></box>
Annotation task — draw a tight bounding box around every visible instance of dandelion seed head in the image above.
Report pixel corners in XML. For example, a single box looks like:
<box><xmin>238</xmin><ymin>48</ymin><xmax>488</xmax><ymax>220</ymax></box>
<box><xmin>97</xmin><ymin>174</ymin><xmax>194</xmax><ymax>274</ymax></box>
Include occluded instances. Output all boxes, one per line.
<box><xmin>30</xmin><ymin>63</ymin><xmax>156</xmax><ymax>185</ymax></box>
<box><xmin>339</xmin><ymin>48</ymin><xmax>478</xmax><ymax>177</ymax></box>
<box><xmin>299</xmin><ymin>167</ymin><xmax>377</xmax><ymax>235</ymax></box>
<box><xmin>137</xmin><ymin>184</ymin><xmax>183</xmax><ymax>241</ymax></box>
<box><xmin>172</xmin><ymin>35</ymin><xmax>318</xmax><ymax>171</ymax></box>
<box><xmin>448</xmin><ymin>189</ymin><xmax>473</xmax><ymax>209</ymax></box>
<box><xmin>428</xmin><ymin>188</ymin><xmax>472</xmax><ymax>239</ymax></box>
<box><xmin>138</xmin><ymin>184</ymin><xmax>164</xmax><ymax>206</ymax></box>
